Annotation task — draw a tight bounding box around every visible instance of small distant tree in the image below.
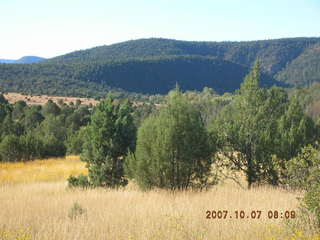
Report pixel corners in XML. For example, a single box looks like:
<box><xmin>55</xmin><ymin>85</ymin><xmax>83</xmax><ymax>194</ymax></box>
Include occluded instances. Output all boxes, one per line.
<box><xmin>80</xmin><ymin>95</ymin><xmax>136</xmax><ymax>188</ymax></box>
<box><xmin>126</xmin><ymin>88</ymin><xmax>215</xmax><ymax>190</ymax></box>
<box><xmin>0</xmin><ymin>94</ymin><xmax>8</xmax><ymax>104</ymax></box>
<box><xmin>12</xmin><ymin>100</ymin><xmax>27</xmax><ymax>121</ymax></box>
<box><xmin>57</xmin><ymin>99</ymin><xmax>64</xmax><ymax>106</ymax></box>
<box><xmin>75</xmin><ymin>99</ymin><xmax>82</xmax><ymax>107</ymax></box>
<box><xmin>23</xmin><ymin>107</ymin><xmax>45</xmax><ymax>130</ymax></box>
<box><xmin>42</xmin><ymin>100</ymin><xmax>61</xmax><ymax>116</ymax></box>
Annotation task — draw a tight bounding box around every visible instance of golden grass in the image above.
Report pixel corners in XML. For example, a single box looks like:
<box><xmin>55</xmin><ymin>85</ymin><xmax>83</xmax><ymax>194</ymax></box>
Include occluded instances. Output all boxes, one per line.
<box><xmin>4</xmin><ymin>92</ymin><xmax>99</xmax><ymax>106</ymax></box>
<box><xmin>0</xmin><ymin>156</ymin><xmax>318</xmax><ymax>240</ymax></box>
<box><xmin>0</xmin><ymin>155</ymin><xmax>87</xmax><ymax>183</ymax></box>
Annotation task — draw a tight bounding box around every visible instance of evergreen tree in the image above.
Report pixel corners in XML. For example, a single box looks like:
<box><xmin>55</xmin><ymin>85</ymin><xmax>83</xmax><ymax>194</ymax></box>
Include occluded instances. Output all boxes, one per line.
<box><xmin>80</xmin><ymin>95</ymin><xmax>136</xmax><ymax>188</ymax></box>
<box><xmin>212</xmin><ymin>62</ymin><xmax>291</xmax><ymax>188</ymax></box>
<box><xmin>126</xmin><ymin>88</ymin><xmax>215</xmax><ymax>190</ymax></box>
<box><xmin>0</xmin><ymin>135</ymin><xmax>23</xmax><ymax>162</ymax></box>
<box><xmin>276</xmin><ymin>96</ymin><xmax>316</xmax><ymax>160</ymax></box>
<box><xmin>23</xmin><ymin>107</ymin><xmax>44</xmax><ymax>130</ymax></box>
<box><xmin>42</xmin><ymin>100</ymin><xmax>61</xmax><ymax>116</ymax></box>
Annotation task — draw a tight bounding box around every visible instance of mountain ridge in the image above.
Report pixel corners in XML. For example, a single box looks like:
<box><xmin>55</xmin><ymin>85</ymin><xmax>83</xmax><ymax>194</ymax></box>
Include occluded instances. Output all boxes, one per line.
<box><xmin>0</xmin><ymin>37</ymin><xmax>319</xmax><ymax>97</ymax></box>
<box><xmin>0</xmin><ymin>56</ymin><xmax>46</xmax><ymax>64</ymax></box>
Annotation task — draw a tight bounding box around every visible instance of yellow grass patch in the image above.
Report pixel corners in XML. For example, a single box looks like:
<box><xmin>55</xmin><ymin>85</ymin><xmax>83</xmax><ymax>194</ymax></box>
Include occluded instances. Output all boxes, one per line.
<box><xmin>0</xmin><ymin>155</ymin><xmax>87</xmax><ymax>183</ymax></box>
<box><xmin>4</xmin><ymin>92</ymin><xmax>99</xmax><ymax>106</ymax></box>
<box><xmin>0</xmin><ymin>182</ymin><xmax>313</xmax><ymax>240</ymax></box>
<box><xmin>0</xmin><ymin>156</ymin><xmax>317</xmax><ymax>239</ymax></box>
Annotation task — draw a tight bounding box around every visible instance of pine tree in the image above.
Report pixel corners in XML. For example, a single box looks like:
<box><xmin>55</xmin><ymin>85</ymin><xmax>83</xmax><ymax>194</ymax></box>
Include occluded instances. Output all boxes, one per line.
<box><xmin>212</xmin><ymin>62</ymin><xmax>290</xmax><ymax>188</ymax></box>
<box><xmin>126</xmin><ymin>88</ymin><xmax>215</xmax><ymax>190</ymax></box>
<box><xmin>81</xmin><ymin>95</ymin><xmax>136</xmax><ymax>188</ymax></box>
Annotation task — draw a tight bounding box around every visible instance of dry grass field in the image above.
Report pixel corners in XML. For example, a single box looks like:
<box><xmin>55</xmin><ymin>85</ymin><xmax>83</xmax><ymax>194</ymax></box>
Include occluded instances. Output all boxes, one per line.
<box><xmin>0</xmin><ymin>156</ymin><xmax>319</xmax><ymax>240</ymax></box>
<box><xmin>3</xmin><ymin>92</ymin><xmax>150</xmax><ymax>107</ymax></box>
<box><xmin>3</xmin><ymin>92</ymin><xmax>99</xmax><ymax>106</ymax></box>
<box><xmin>0</xmin><ymin>155</ymin><xmax>87</xmax><ymax>183</ymax></box>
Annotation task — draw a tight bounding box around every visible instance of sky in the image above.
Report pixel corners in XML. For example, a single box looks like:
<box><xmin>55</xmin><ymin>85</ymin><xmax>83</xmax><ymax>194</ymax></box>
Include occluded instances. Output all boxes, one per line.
<box><xmin>1</xmin><ymin>0</ymin><xmax>320</xmax><ymax>59</ymax></box>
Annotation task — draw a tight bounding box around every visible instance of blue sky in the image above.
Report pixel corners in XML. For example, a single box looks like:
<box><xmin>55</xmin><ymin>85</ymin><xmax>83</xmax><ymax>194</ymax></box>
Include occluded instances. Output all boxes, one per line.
<box><xmin>1</xmin><ymin>0</ymin><xmax>319</xmax><ymax>59</ymax></box>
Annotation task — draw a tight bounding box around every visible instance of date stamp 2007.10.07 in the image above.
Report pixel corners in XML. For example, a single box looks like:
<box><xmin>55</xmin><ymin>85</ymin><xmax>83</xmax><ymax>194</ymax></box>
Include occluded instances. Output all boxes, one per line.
<box><xmin>205</xmin><ymin>210</ymin><xmax>296</xmax><ymax>220</ymax></box>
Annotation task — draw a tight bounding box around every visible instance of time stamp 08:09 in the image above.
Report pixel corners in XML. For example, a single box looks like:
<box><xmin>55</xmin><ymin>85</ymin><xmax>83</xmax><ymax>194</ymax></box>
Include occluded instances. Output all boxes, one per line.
<box><xmin>205</xmin><ymin>210</ymin><xmax>296</xmax><ymax>220</ymax></box>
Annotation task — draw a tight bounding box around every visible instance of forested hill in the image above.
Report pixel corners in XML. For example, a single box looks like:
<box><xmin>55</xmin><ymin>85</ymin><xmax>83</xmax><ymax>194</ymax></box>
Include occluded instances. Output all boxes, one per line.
<box><xmin>48</xmin><ymin>37</ymin><xmax>320</xmax><ymax>84</ymax></box>
<box><xmin>0</xmin><ymin>37</ymin><xmax>319</xmax><ymax>96</ymax></box>
<box><xmin>0</xmin><ymin>55</ymin><xmax>283</xmax><ymax>96</ymax></box>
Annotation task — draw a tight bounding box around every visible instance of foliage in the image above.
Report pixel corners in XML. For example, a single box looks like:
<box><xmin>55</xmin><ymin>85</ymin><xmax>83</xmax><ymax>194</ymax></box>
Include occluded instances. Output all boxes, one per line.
<box><xmin>211</xmin><ymin>62</ymin><xmax>316</xmax><ymax>188</ymax></box>
<box><xmin>281</xmin><ymin>145</ymin><xmax>320</xmax><ymax>190</ymax></box>
<box><xmin>278</xmin><ymin>144</ymin><xmax>320</xmax><ymax>230</ymax></box>
<box><xmin>126</xmin><ymin>87</ymin><xmax>216</xmax><ymax>190</ymax></box>
<box><xmin>276</xmin><ymin>97</ymin><xmax>317</xmax><ymax>161</ymax></box>
<box><xmin>303</xmin><ymin>184</ymin><xmax>320</xmax><ymax>228</ymax></box>
<box><xmin>0</xmin><ymin>135</ymin><xmax>24</xmax><ymax>162</ymax></box>
<box><xmin>0</xmin><ymin>97</ymin><xmax>92</xmax><ymax>162</ymax></box>
<box><xmin>68</xmin><ymin>174</ymin><xmax>90</xmax><ymax>188</ymax></box>
<box><xmin>66</xmin><ymin>127</ymin><xmax>87</xmax><ymax>154</ymax></box>
<box><xmin>80</xmin><ymin>95</ymin><xmax>136</xmax><ymax>188</ymax></box>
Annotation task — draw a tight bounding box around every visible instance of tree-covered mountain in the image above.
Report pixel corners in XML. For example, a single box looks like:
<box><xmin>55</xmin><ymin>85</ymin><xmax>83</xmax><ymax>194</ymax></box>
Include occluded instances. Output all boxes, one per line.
<box><xmin>0</xmin><ymin>56</ymin><xmax>46</xmax><ymax>64</ymax></box>
<box><xmin>48</xmin><ymin>37</ymin><xmax>320</xmax><ymax>80</ymax></box>
<box><xmin>0</xmin><ymin>55</ymin><xmax>284</xmax><ymax>96</ymax></box>
<box><xmin>0</xmin><ymin>37</ymin><xmax>319</xmax><ymax>96</ymax></box>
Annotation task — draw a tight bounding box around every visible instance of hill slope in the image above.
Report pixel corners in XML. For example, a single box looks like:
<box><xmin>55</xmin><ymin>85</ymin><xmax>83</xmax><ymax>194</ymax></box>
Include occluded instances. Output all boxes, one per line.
<box><xmin>49</xmin><ymin>37</ymin><xmax>320</xmax><ymax>77</ymax></box>
<box><xmin>0</xmin><ymin>55</ymin><xmax>284</xmax><ymax>96</ymax></box>
<box><xmin>1</xmin><ymin>37</ymin><xmax>319</xmax><ymax>96</ymax></box>
<box><xmin>276</xmin><ymin>43</ymin><xmax>320</xmax><ymax>86</ymax></box>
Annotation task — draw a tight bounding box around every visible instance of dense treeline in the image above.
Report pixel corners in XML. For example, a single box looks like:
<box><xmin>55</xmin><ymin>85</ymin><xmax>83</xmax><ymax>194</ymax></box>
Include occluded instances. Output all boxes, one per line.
<box><xmin>0</xmin><ymin>97</ymin><xmax>91</xmax><ymax>161</ymax></box>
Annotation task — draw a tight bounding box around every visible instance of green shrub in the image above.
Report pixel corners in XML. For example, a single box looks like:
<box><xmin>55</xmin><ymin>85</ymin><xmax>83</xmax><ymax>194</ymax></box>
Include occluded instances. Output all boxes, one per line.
<box><xmin>303</xmin><ymin>184</ymin><xmax>320</xmax><ymax>227</ymax></box>
<box><xmin>282</xmin><ymin>145</ymin><xmax>320</xmax><ymax>190</ymax></box>
<box><xmin>126</xmin><ymin>88</ymin><xmax>215</xmax><ymax>190</ymax></box>
<box><xmin>80</xmin><ymin>95</ymin><xmax>136</xmax><ymax>188</ymax></box>
<box><xmin>67</xmin><ymin>174</ymin><xmax>90</xmax><ymax>188</ymax></box>
<box><xmin>0</xmin><ymin>135</ymin><xmax>24</xmax><ymax>162</ymax></box>
<box><xmin>68</xmin><ymin>201</ymin><xmax>87</xmax><ymax>220</ymax></box>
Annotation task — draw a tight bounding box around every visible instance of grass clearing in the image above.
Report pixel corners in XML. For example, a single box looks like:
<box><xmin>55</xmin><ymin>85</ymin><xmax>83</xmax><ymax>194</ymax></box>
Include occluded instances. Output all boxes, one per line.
<box><xmin>0</xmin><ymin>156</ymin><xmax>318</xmax><ymax>240</ymax></box>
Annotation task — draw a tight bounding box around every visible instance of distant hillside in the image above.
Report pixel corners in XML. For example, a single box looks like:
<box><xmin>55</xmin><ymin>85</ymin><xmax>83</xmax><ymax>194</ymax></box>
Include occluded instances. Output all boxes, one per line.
<box><xmin>1</xmin><ymin>37</ymin><xmax>320</xmax><ymax>96</ymax></box>
<box><xmin>0</xmin><ymin>56</ymin><xmax>46</xmax><ymax>64</ymax></box>
<box><xmin>0</xmin><ymin>55</ymin><xmax>284</xmax><ymax>96</ymax></box>
<box><xmin>276</xmin><ymin>43</ymin><xmax>320</xmax><ymax>86</ymax></box>
<box><xmin>49</xmin><ymin>37</ymin><xmax>320</xmax><ymax>79</ymax></box>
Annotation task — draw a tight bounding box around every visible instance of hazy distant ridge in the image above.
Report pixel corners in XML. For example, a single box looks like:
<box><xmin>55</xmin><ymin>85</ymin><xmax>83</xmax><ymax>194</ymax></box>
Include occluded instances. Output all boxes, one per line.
<box><xmin>0</xmin><ymin>56</ymin><xmax>46</xmax><ymax>64</ymax></box>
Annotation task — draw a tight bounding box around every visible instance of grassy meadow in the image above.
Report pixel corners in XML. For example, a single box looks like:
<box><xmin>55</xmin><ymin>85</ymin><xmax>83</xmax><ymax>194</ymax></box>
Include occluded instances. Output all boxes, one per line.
<box><xmin>0</xmin><ymin>156</ymin><xmax>319</xmax><ymax>240</ymax></box>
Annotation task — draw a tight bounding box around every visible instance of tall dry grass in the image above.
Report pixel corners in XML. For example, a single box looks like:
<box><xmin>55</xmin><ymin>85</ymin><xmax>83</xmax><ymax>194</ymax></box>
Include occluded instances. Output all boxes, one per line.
<box><xmin>0</xmin><ymin>156</ymin><xmax>318</xmax><ymax>240</ymax></box>
<box><xmin>0</xmin><ymin>155</ymin><xmax>87</xmax><ymax>183</ymax></box>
